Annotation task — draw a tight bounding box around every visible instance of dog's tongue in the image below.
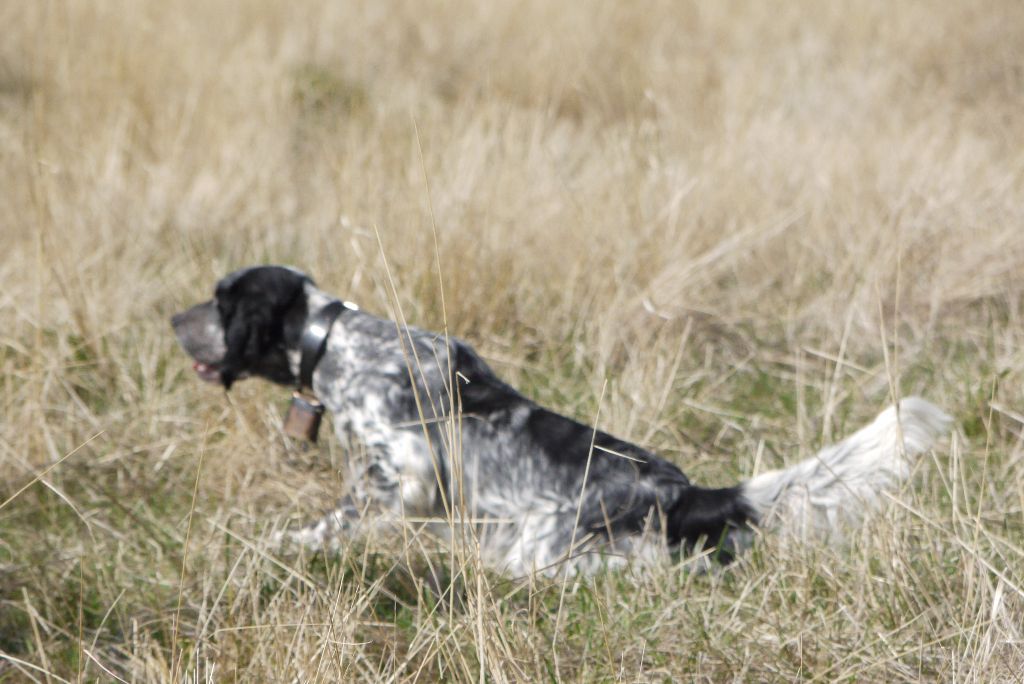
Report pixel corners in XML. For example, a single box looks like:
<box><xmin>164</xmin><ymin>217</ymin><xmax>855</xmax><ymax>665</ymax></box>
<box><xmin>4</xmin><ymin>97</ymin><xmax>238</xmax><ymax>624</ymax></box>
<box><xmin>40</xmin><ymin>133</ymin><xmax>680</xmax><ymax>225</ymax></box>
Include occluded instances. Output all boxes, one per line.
<box><xmin>193</xmin><ymin>362</ymin><xmax>221</xmax><ymax>383</ymax></box>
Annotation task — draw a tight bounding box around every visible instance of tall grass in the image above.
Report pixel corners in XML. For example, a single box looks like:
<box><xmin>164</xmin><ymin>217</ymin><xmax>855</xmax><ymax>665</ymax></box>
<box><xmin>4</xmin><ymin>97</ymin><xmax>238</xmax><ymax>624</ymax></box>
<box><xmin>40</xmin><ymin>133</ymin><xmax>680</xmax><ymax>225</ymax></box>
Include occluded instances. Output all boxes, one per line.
<box><xmin>1</xmin><ymin>0</ymin><xmax>1023</xmax><ymax>680</ymax></box>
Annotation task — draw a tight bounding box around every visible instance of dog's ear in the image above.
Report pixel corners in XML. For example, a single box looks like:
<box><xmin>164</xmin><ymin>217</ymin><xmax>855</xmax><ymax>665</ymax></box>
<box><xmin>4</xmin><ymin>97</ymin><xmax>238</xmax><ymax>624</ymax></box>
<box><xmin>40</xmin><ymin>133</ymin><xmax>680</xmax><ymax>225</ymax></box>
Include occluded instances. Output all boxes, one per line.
<box><xmin>216</xmin><ymin>267</ymin><xmax>310</xmax><ymax>389</ymax></box>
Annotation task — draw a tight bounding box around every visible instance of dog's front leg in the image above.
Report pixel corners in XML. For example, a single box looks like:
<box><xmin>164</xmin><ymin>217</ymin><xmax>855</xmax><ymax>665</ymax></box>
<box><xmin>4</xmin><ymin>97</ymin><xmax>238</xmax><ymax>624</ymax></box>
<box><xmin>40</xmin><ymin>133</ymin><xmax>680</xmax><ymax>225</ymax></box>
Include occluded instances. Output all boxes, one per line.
<box><xmin>278</xmin><ymin>490</ymin><xmax>369</xmax><ymax>552</ymax></box>
<box><xmin>277</xmin><ymin>440</ymin><xmax>438</xmax><ymax>553</ymax></box>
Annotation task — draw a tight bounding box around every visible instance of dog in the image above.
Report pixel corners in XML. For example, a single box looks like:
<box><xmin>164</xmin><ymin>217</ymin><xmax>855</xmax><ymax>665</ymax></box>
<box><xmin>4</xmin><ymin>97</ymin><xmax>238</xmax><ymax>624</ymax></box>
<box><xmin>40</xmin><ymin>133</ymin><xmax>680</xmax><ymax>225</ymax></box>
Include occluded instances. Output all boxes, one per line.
<box><xmin>171</xmin><ymin>265</ymin><xmax>951</xmax><ymax>575</ymax></box>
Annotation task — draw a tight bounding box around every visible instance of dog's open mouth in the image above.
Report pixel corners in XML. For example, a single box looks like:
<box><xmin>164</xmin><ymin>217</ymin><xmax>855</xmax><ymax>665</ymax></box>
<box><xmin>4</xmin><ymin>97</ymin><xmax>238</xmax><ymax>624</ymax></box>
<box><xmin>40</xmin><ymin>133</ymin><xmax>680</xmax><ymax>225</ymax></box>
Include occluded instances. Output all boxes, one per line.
<box><xmin>192</xmin><ymin>361</ymin><xmax>221</xmax><ymax>383</ymax></box>
<box><xmin>171</xmin><ymin>301</ymin><xmax>229</xmax><ymax>385</ymax></box>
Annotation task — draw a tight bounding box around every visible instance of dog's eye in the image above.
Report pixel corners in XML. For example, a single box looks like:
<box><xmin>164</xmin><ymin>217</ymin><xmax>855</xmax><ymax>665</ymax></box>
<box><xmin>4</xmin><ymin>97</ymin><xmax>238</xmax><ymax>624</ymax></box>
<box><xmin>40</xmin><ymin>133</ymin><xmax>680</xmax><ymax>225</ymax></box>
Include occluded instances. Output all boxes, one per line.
<box><xmin>216</xmin><ymin>298</ymin><xmax>234</xmax><ymax>323</ymax></box>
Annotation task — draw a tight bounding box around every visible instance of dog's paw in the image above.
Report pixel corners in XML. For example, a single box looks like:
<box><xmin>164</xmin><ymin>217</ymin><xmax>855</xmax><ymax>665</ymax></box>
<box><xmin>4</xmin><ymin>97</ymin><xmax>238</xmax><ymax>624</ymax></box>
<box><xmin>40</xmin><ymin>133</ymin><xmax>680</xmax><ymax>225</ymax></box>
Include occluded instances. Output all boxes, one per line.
<box><xmin>272</xmin><ymin>510</ymin><xmax>354</xmax><ymax>554</ymax></box>
<box><xmin>273</xmin><ymin>526</ymin><xmax>331</xmax><ymax>553</ymax></box>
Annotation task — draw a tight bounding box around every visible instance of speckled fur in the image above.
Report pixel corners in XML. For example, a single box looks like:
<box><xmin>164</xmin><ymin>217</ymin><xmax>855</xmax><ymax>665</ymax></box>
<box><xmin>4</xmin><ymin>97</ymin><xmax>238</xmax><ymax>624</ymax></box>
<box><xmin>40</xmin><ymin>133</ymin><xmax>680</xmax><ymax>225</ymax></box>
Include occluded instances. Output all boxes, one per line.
<box><xmin>172</xmin><ymin>266</ymin><xmax>952</xmax><ymax>577</ymax></box>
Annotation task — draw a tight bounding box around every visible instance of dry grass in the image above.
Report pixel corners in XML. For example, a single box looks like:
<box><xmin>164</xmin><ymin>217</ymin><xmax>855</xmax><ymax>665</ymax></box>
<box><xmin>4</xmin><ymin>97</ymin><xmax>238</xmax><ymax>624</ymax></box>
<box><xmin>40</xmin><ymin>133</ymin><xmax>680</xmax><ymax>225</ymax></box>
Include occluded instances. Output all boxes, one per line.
<box><xmin>2</xmin><ymin>0</ymin><xmax>1024</xmax><ymax>680</ymax></box>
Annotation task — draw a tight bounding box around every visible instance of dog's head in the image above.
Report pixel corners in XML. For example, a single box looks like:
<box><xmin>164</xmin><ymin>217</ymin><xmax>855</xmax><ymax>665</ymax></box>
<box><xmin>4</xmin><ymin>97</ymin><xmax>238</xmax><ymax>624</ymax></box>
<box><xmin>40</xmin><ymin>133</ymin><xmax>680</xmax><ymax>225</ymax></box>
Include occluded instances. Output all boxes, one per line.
<box><xmin>171</xmin><ymin>265</ymin><xmax>313</xmax><ymax>389</ymax></box>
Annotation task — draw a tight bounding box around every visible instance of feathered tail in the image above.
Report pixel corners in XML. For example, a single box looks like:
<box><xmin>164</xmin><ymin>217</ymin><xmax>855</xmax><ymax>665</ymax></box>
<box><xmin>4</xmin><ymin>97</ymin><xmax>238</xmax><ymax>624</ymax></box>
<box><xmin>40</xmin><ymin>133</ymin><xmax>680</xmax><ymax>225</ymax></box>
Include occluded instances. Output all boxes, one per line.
<box><xmin>740</xmin><ymin>397</ymin><xmax>952</xmax><ymax>538</ymax></box>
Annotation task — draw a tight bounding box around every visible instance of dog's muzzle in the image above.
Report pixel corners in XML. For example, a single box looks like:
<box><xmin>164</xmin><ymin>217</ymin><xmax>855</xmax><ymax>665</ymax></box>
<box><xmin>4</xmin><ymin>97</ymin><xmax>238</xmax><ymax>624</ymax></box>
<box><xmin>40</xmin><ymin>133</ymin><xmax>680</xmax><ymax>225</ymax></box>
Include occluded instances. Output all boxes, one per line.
<box><xmin>170</xmin><ymin>300</ymin><xmax>227</xmax><ymax>383</ymax></box>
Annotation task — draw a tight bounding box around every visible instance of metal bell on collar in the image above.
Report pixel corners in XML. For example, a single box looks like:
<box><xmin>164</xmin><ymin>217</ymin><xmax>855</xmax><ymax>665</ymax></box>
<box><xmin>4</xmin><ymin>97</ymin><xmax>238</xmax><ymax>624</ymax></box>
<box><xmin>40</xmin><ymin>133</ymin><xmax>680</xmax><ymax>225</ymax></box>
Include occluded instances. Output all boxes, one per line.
<box><xmin>284</xmin><ymin>392</ymin><xmax>325</xmax><ymax>442</ymax></box>
<box><xmin>284</xmin><ymin>298</ymin><xmax>350</xmax><ymax>443</ymax></box>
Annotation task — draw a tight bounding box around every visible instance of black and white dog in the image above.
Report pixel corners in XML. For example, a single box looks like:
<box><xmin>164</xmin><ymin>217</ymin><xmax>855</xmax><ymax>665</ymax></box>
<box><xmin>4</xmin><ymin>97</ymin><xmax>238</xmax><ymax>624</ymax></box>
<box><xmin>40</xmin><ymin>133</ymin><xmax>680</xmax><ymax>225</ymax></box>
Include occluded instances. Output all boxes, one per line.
<box><xmin>171</xmin><ymin>265</ymin><xmax>950</xmax><ymax>575</ymax></box>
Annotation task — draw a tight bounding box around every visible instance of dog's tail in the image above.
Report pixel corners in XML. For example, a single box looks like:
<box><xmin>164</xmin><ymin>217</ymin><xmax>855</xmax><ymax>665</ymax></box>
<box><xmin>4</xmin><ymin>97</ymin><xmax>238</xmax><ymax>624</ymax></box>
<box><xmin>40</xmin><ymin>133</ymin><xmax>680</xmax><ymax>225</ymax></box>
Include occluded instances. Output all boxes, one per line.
<box><xmin>668</xmin><ymin>397</ymin><xmax>951</xmax><ymax>557</ymax></box>
<box><xmin>741</xmin><ymin>396</ymin><xmax>951</xmax><ymax>539</ymax></box>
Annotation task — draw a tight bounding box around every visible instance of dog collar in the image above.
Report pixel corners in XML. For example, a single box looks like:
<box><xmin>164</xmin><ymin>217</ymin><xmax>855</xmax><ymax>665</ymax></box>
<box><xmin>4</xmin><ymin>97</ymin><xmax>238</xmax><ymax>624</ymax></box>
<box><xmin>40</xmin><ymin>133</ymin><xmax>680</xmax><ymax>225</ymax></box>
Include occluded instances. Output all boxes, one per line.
<box><xmin>297</xmin><ymin>299</ymin><xmax>357</xmax><ymax>392</ymax></box>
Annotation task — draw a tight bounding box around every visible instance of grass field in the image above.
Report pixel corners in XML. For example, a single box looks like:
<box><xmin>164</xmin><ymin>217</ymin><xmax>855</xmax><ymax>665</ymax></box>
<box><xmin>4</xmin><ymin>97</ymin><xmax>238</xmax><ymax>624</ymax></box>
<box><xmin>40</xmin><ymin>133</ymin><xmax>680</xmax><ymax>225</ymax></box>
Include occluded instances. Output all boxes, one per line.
<box><xmin>2</xmin><ymin>0</ymin><xmax>1024</xmax><ymax>680</ymax></box>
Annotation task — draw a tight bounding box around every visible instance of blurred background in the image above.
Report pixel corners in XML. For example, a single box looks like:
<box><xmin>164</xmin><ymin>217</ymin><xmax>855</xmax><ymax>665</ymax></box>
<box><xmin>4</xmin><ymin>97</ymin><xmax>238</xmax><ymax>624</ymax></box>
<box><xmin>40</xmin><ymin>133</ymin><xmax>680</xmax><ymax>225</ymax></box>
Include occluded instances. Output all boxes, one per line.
<box><xmin>1</xmin><ymin>1</ymin><xmax>1022</xmax><ymax>680</ymax></box>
